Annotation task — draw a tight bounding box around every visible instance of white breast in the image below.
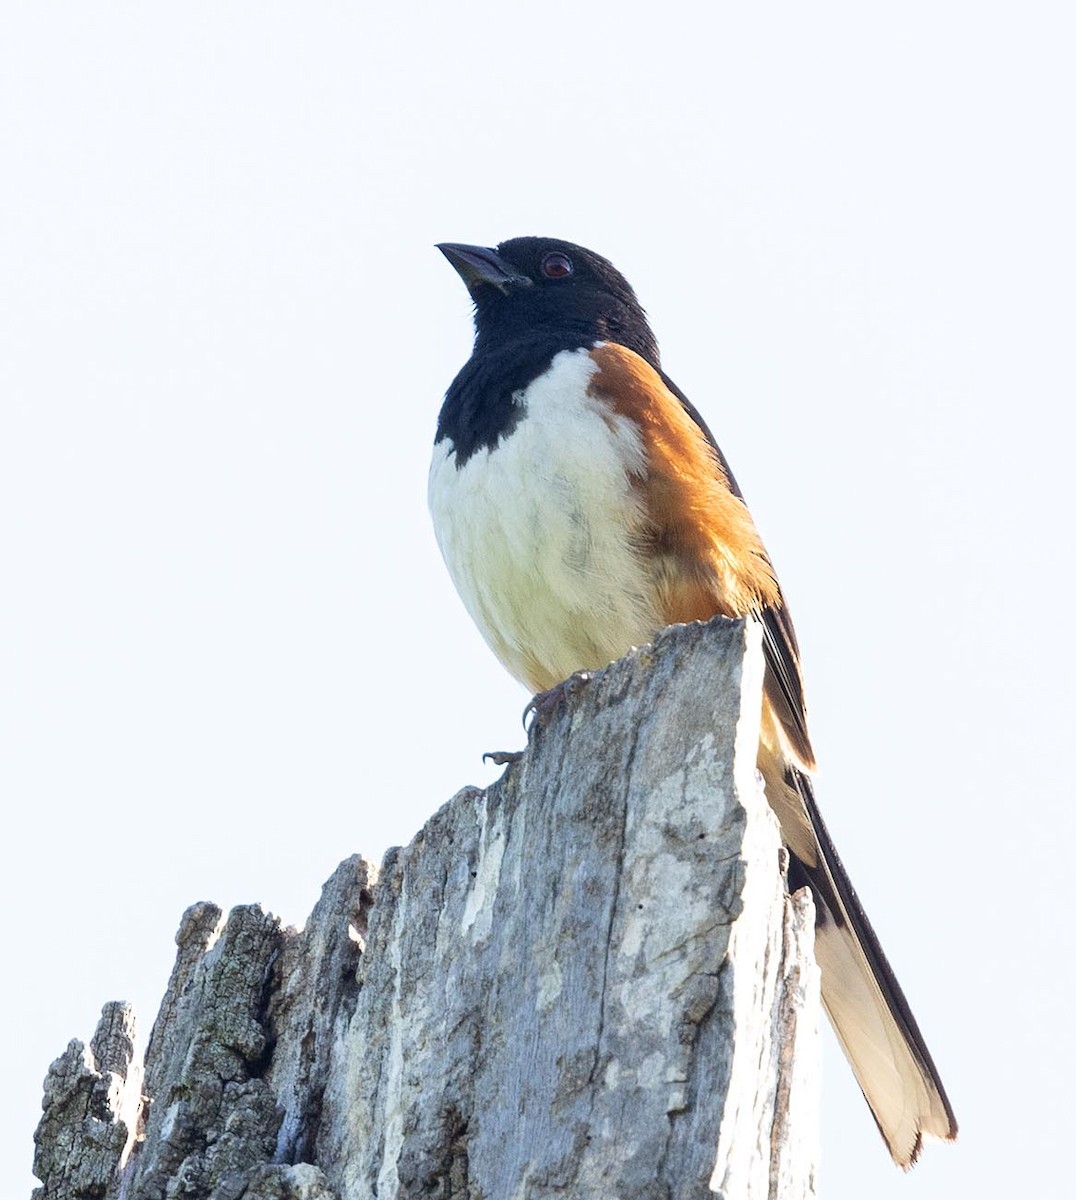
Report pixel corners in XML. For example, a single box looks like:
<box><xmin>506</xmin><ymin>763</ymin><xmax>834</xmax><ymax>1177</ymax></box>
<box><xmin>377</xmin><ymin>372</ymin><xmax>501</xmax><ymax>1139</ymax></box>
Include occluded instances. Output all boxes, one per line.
<box><xmin>428</xmin><ymin>347</ymin><xmax>663</xmax><ymax>692</ymax></box>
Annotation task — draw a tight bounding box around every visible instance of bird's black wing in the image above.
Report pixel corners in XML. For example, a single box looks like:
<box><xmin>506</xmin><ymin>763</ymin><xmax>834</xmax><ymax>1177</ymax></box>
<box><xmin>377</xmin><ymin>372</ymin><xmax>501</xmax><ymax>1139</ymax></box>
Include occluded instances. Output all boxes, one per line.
<box><xmin>660</xmin><ymin>370</ymin><xmax>815</xmax><ymax>768</ymax></box>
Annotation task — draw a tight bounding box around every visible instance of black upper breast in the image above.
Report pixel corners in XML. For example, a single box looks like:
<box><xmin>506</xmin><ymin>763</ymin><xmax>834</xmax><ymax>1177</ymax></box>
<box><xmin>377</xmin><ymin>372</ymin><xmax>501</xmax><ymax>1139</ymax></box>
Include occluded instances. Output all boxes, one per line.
<box><xmin>436</xmin><ymin>334</ymin><xmax>593</xmax><ymax>467</ymax></box>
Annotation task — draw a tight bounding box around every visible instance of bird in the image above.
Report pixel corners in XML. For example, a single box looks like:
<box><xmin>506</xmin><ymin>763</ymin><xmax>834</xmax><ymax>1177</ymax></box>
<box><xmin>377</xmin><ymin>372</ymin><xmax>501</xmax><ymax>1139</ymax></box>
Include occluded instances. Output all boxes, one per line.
<box><xmin>428</xmin><ymin>235</ymin><xmax>957</xmax><ymax>1168</ymax></box>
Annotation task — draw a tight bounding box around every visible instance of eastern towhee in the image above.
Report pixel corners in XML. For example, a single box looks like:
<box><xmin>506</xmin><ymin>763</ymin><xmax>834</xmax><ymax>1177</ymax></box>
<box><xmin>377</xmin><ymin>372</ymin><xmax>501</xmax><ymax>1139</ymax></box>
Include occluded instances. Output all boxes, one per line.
<box><xmin>429</xmin><ymin>236</ymin><xmax>956</xmax><ymax>1167</ymax></box>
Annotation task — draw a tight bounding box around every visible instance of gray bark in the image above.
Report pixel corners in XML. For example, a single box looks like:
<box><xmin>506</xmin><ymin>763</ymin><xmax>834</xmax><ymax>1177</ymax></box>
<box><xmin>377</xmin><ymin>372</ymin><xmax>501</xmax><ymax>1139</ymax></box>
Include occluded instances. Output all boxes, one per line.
<box><xmin>32</xmin><ymin>617</ymin><xmax>820</xmax><ymax>1200</ymax></box>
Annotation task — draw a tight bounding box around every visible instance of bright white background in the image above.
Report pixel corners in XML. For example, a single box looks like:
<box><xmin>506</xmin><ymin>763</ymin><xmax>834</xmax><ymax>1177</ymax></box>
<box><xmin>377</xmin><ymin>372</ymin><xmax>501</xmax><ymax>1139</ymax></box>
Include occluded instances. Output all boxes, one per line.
<box><xmin>3</xmin><ymin>3</ymin><xmax>1072</xmax><ymax>1196</ymax></box>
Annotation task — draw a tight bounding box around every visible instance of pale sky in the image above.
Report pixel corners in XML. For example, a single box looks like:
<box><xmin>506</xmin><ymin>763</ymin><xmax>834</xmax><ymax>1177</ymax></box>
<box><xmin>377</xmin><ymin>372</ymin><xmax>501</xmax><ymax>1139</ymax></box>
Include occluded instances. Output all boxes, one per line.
<box><xmin>3</xmin><ymin>3</ymin><xmax>1073</xmax><ymax>1196</ymax></box>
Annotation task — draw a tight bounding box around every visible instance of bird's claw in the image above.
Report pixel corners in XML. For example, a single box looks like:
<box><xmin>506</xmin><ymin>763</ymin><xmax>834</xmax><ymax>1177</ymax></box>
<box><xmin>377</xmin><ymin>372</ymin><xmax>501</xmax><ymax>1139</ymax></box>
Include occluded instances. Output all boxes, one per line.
<box><xmin>482</xmin><ymin>749</ymin><xmax>524</xmax><ymax>766</ymax></box>
<box><xmin>483</xmin><ymin>671</ymin><xmax>595</xmax><ymax>764</ymax></box>
<box><xmin>523</xmin><ymin>671</ymin><xmax>594</xmax><ymax>728</ymax></box>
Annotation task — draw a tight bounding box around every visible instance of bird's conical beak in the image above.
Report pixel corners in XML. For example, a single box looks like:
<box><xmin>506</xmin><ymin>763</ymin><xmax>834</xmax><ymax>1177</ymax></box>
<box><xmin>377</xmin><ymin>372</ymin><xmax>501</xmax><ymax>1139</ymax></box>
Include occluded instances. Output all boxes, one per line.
<box><xmin>437</xmin><ymin>243</ymin><xmax>531</xmax><ymax>294</ymax></box>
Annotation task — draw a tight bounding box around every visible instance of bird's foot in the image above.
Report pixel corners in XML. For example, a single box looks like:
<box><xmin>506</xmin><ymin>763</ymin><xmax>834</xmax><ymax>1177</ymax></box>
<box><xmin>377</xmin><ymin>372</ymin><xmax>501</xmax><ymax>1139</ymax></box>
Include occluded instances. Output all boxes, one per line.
<box><xmin>524</xmin><ymin>671</ymin><xmax>594</xmax><ymax>726</ymax></box>
<box><xmin>482</xmin><ymin>749</ymin><xmax>524</xmax><ymax>766</ymax></box>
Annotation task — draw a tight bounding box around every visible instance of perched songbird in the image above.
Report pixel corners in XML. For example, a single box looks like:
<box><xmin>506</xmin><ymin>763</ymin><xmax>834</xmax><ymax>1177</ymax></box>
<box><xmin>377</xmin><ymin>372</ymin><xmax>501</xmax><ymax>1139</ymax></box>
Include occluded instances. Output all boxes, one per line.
<box><xmin>429</xmin><ymin>236</ymin><xmax>957</xmax><ymax>1167</ymax></box>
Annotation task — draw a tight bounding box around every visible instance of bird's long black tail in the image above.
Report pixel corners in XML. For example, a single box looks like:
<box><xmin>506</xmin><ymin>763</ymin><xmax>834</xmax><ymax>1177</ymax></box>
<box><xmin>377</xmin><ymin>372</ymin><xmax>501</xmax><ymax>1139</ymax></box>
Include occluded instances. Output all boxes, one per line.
<box><xmin>784</xmin><ymin>768</ymin><xmax>958</xmax><ymax>1166</ymax></box>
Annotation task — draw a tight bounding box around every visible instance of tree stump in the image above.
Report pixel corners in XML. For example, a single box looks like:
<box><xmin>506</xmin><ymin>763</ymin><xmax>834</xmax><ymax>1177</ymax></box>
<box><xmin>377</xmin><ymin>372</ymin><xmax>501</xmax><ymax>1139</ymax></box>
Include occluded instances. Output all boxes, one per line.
<box><xmin>32</xmin><ymin>617</ymin><xmax>820</xmax><ymax>1200</ymax></box>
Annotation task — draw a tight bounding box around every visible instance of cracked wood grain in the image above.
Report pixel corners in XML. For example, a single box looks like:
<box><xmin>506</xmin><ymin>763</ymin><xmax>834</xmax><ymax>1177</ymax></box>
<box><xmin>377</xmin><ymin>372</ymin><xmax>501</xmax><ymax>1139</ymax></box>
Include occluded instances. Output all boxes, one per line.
<box><xmin>32</xmin><ymin>616</ymin><xmax>819</xmax><ymax>1200</ymax></box>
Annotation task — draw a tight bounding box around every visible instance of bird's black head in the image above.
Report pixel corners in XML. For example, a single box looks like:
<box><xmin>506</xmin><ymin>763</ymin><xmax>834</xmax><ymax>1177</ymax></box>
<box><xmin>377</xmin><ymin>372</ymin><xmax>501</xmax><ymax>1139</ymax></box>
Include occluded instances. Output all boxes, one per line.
<box><xmin>437</xmin><ymin>236</ymin><xmax>660</xmax><ymax>369</ymax></box>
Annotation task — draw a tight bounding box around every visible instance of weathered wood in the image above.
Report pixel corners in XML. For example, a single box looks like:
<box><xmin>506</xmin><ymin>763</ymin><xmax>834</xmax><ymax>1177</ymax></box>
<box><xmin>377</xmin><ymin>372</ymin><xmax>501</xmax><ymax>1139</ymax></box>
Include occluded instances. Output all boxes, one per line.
<box><xmin>32</xmin><ymin>617</ymin><xmax>820</xmax><ymax>1200</ymax></box>
<box><xmin>32</xmin><ymin>1002</ymin><xmax>142</xmax><ymax>1200</ymax></box>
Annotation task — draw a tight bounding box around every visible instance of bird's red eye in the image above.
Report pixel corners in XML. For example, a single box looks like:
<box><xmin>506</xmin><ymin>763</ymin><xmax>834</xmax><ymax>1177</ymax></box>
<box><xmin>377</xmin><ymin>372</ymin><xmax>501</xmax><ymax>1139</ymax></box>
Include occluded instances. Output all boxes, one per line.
<box><xmin>541</xmin><ymin>251</ymin><xmax>573</xmax><ymax>279</ymax></box>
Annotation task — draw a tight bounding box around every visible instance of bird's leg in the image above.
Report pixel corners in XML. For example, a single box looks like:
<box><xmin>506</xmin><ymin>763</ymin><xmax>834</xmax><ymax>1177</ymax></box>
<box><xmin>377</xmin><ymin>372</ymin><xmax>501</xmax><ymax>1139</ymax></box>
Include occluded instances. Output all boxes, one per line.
<box><xmin>482</xmin><ymin>671</ymin><xmax>595</xmax><ymax>766</ymax></box>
